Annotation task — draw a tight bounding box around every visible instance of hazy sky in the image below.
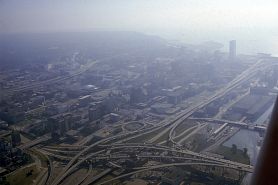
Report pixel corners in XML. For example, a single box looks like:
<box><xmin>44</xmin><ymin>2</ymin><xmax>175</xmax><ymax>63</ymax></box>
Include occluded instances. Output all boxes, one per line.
<box><xmin>1</xmin><ymin>0</ymin><xmax>278</xmax><ymax>53</ymax></box>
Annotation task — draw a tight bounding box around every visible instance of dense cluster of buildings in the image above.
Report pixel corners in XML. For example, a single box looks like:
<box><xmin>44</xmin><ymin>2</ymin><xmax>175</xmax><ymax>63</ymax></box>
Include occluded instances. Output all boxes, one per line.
<box><xmin>0</xmin><ymin>43</ymin><xmax>246</xmax><ymax>142</ymax></box>
<box><xmin>0</xmin><ymin>132</ymin><xmax>29</xmax><ymax>173</ymax></box>
<box><xmin>0</xmin><ymin>37</ymin><xmax>277</xmax><ymax>185</ymax></box>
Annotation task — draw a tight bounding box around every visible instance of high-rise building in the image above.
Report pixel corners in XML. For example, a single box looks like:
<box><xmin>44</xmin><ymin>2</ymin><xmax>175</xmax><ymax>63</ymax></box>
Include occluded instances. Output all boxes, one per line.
<box><xmin>229</xmin><ymin>40</ymin><xmax>236</xmax><ymax>61</ymax></box>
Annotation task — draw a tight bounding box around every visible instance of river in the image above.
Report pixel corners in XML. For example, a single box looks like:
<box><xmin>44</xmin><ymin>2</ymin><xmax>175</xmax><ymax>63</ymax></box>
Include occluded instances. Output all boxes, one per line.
<box><xmin>223</xmin><ymin>103</ymin><xmax>274</xmax><ymax>164</ymax></box>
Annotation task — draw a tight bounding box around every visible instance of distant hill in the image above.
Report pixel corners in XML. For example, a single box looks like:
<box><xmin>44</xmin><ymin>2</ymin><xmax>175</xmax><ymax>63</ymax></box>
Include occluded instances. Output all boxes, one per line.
<box><xmin>0</xmin><ymin>31</ymin><xmax>167</xmax><ymax>69</ymax></box>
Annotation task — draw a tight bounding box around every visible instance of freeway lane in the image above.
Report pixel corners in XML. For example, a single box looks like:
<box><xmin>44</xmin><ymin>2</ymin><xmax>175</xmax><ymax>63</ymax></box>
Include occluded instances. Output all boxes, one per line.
<box><xmin>2</xmin><ymin>60</ymin><xmax>97</xmax><ymax>96</ymax></box>
<box><xmin>50</xmin><ymin>126</ymin><xmax>162</xmax><ymax>185</ymax></box>
<box><xmin>106</xmin><ymin>144</ymin><xmax>252</xmax><ymax>170</ymax></box>
<box><xmin>177</xmin><ymin>123</ymin><xmax>208</xmax><ymax>145</ymax></box>
<box><xmin>167</xmin><ymin>59</ymin><xmax>277</xmax><ymax>145</ymax></box>
<box><xmin>2</xmin><ymin>54</ymin><xmax>127</xmax><ymax>97</ymax></box>
<box><xmin>51</xmin><ymin>58</ymin><xmax>277</xmax><ymax>185</ymax></box>
<box><xmin>97</xmin><ymin>162</ymin><xmax>252</xmax><ymax>185</ymax></box>
<box><xmin>18</xmin><ymin>134</ymin><xmax>51</xmax><ymax>150</ymax></box>
<box><xmin>51</xmin><ymin>150</ymin><xmax>105</xmax><ymax>185</ymax></box>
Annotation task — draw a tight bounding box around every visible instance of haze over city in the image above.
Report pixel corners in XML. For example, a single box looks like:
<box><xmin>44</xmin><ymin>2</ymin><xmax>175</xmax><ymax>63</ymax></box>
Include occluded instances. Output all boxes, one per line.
<box><xmin>0</xmin><ymin>1</ymin><xmax>278</xmax><ymax>185</ymax></box>
<box><xmin>1</xmin><ymin>0</ymin><xmax>278</xmax><ymax>54</ymax></box>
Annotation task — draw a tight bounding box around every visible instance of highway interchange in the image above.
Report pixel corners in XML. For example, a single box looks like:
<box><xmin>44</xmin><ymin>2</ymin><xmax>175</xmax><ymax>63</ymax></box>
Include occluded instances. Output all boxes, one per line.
<box><xmin>18</xmin><ymin>57</ymin><xmax>278</xmax><ymax>185</ymax></box>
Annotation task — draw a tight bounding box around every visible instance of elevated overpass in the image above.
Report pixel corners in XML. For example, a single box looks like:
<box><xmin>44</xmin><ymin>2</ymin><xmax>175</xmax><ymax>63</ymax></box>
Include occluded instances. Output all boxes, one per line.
<box><xmin>18</xmin><ymin>134</ymin><xmax>51</xmax><ymax>150</ymax></box>
<box><xmin>190</xmin><ymin>117</ymin><xmax>267</xmax><ymax>132</ymax></box>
